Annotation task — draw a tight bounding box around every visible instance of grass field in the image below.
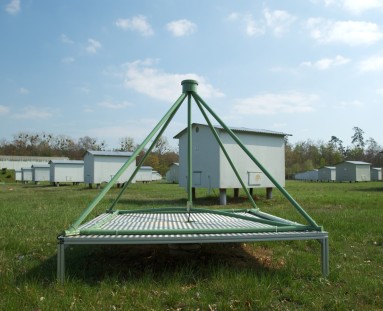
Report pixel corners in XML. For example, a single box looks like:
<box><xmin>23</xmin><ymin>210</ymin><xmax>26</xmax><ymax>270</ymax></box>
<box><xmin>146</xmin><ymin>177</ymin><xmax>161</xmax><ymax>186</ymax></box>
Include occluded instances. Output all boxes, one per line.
<box><xmin>0</xmin><ymin>180</ymin><xmax>382</xmax><ymax>310</ymax></box>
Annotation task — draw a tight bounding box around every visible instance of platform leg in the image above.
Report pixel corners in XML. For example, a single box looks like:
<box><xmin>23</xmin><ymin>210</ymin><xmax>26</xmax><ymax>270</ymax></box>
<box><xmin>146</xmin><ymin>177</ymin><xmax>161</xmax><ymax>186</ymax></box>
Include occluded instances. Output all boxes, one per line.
<box><xmin>219</xmin><ymin>188</ymin><xmax>227</xmax><ymax>205</ymax></box>
<box><xmin>320</xmin><ymin>237</ymin><xmax>329</xmax><ymax>277</ymax></box>
<box><xmin>57</xmin><ymin>241</ymin><xmax>65</xmax><ymax>284</ymax></box>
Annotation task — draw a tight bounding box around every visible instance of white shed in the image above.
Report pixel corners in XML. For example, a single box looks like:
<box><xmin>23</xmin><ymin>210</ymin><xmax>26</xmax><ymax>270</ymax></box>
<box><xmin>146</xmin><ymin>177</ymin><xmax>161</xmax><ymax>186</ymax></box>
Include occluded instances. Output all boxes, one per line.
<box><xmin>174</xmin><ymin>123</ymin><xmax>289</xmax><ymax>204</ymax></box>
<box><xmin>32</xmin><ymin>164</ymin><xmax>50</xmax><ymax>183</ymax></box>
<box><xmin>152</xmin><ymin>170</ymin><xmax>162</xmax><ymax>181</ymax></box>
<box><xmin>370</xmin><ymin>167</ymin><xmax>382</xmax><ymax>181</ymax></box>
<box><xmin>49</xmin><ymin>160</ymin><xmax>84</xmax><ymax>186</ymax></box>
<box><xmin>135</xmin><ymin>166</ymin><xmax>153</xmax><ymax>183</ymax></box>
<box><xmin>307</xmin><ymin>169</ymin><xmax>319</xmax><ymax>181</ymax></box>
<box><xmin>318</xmin><ymin>166</ymin><xmax>336</xmax><ymax>182</ymax></box>
<box><xmin>15</xmin><ymin>169</ymin><xmax>22</xmax><ymax>182</ymax></box>
<box><xmin>166</xmin><ymin>163</ymin><xmax>179</xmax><ymax>183</ymax></box>
<box><xmin>21</xmin><ymin>167</ymin><xmax>33</xmax><ymax>183</ymax></box>
<box><xmin>335</xmin><ymin>161</ymin><xmax>371</xmax><ymax>182</ymax></box>
<box><xmin>83</xmin><ymin>150</ymin><xmax>136</xmax><ymax>188</ymax></box>
<box><xmin>0</xmin><ymin>155</ymin><xmax>69</xmax><ymax>170</ymax></box>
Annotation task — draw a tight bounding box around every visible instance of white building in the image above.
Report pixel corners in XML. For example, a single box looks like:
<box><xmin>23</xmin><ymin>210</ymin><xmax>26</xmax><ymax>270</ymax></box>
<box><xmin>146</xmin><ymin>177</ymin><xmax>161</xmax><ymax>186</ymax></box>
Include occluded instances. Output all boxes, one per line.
<box><xmin>21</xmin><ymin>167</ymin><xmax>33</xmax><ymax>183</ymax></box>
<box><xmin>49</xmin><ymin>160</ymin><xmax>84</xmax><ymax>186</ymax></box>
<box><xmin>32</xmin><ymin>164</ymin><xmax>50</xmax><ymax>183</ymax></box>
<box><xmin>166</xmin><ymin>163</ymin><xmax>179</xmax><ymax>183</ymax></box>
<box><xmin>318</xmin><ymin>166</ymin><xmax>336</xmax><ymax>182</ymax></box>
<box><xmin>152</xmin><ymin>170</ymin><xmax>162</xmax><ymax>181</ymax></box>
<box><xmin>370</xmin><ymin>167</ymin><xmax>382</xmax><ymax>181</ymax></box>
<box><xmin>135</xmin><ymin>166</ymin><xmax>153</xmax><ymax>183</ymax></box>
<box><xmin>335</xmin><ymin>161</ymin><xmax>371</xmax><ymax>182</ymax></box>
<box><xmin>0</xmin><ymin>155</ymin><xmax>68</xmax><ymax>170</ymax></box>
<box><xmin>174</xmin><ymin>123</ymin><xmax>289</xmax><ymax>204</ymax></box>
<box><xmin>15</xmin><ymin>169</ymin><xmax>22</xmax><ymax>182</ymax></box>
<box><xmin>83</xmin><ymin>150</ymin><xmax>136</xmax><ymax>188</ymax></box>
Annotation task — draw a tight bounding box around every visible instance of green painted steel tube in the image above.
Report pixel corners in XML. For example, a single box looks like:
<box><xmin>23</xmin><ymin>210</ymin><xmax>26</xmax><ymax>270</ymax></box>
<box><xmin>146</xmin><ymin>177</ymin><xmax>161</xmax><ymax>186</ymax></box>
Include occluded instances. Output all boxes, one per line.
<box><xmin>65</xmin><ymin>93</ymin><xmax>187</xmax><ymax>234</ymax></box>
<box><xmin>107</xmin><ymin>96</ymin><xmax>185</xmax><ymax>211</ymax></box>
<box><xmin>79</xmin><ymin>225</ymin><xmax>314</xmax><ymax>236</ymax></box>
<box><xmin>192</xmin><ymin>92</ymin><xmax>321</xmax><ymax>230</ymax></box>
<box><xmin>193</xmin><ymin>94</ymin><xmax>259</xmax><ymax>210</ymax></box>
<box><xmin>187</xmin><ymin>93</ymin><xmax>193</xmax><ymax>217</ymax></box>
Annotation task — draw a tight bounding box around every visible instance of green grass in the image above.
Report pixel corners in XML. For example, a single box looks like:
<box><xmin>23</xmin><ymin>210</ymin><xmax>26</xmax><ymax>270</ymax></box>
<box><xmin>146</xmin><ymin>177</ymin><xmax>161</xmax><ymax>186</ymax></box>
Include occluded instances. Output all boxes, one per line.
<box><xmin>0</xmin><ymin>181</ymin><xmax>382</xmax><ymax>310</ymax></box>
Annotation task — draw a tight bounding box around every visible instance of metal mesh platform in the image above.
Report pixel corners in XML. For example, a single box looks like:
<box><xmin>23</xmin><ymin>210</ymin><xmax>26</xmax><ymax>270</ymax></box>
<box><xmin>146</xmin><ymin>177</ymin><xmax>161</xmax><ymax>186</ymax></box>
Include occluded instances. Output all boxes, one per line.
<box><xmin>57</xmin><ymin>209</ymin><xmax>328</xmax><ymax>282</ymax></box>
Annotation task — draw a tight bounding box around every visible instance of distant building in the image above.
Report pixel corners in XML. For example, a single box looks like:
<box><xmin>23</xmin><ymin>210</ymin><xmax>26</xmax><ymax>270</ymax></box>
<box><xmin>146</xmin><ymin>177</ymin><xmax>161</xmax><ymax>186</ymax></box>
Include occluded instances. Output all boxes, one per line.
<box><xmin>318</xmin><ymin>166</ymin><xmax>336</xmax><ymax>182</ymax></box>
<box><xmin>135</xmin><ymin>166</ymin><xmax>153</xmax><ymax>183</ymax></box>
<box><xmin>0</xmin><ymin>155</ymin><xmax>68</xmax><ymax>170</ymax></box>
<box><xmin>83</xmin><ymin>150</ymin><xmax>136</xmax><ymax>188</ymax></box>
<box><xmin>21</xmin><ymin>167</ymin><xmax>33</xmax><ymax>183</ymax></box>
<box><xmin>152</xmin><ymin>170</ymin><xmax>162</xmax><ymax>181</ymax></box>
<box><xmin>335</xmin><ymin>161</ymin><xmax>371</xmax><ymax>182</ymax></box>
<box><xmin>32</xmin><ymin>164</ymin><xmax>50</xmax><ymax>183</ymax></box>
<box><xmin>49</xmin><ymin>160</ymin><xmax>84</xmax><ymax>186</ymax></box>
<box><xmin>166</xmin><ymin>163</ymin><xmax>179</xmax><ymax>183</ymax></box>
<box><xmin>370</xmin><ymin>167</ymin><xmax>382</xmax><ymax>181</ymax></box>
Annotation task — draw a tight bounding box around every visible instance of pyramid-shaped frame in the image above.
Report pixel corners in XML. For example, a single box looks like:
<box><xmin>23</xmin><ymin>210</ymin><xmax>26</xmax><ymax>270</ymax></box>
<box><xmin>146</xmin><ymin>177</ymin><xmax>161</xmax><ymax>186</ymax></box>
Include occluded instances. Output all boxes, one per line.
<box><xmin>57</xmin><ymin>80</ymin><xmax>329</xmax><ymax>282</ymax></box>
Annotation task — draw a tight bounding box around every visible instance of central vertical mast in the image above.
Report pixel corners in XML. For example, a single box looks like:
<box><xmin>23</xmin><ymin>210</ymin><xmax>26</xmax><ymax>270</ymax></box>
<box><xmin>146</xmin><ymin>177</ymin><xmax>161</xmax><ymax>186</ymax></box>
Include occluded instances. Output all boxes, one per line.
<box><xmin>182</xmin><ymin>79</ymin><xmax>198</xmax><ymax>221</ymax></box>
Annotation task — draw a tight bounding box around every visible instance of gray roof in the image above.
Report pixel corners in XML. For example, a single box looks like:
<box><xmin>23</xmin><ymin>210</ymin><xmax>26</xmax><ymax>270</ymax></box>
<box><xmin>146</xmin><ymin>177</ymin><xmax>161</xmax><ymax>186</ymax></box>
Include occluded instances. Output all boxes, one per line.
<box><xmin>174</xmin><ymin>123</ymin><xmax>291</xmax><ymax>138</ymax></box>
<box><xmin>48</xmin><ymin>160</ymin><xmax>84</xmax><ymax>165</ymax></box>
<box><xmin>344</xmin><ymin>161</ymin><xmax>370</xmax><ymax>165</ymax></box>
<box><xmin>0</xmin><ymin>155</ymin><xmax>69</xmax><ymax>161</ymax></box>
<box><xmin>86</xmin><ymin>150</ymin><xmax>133</xmax><ymax>157</ymax></box>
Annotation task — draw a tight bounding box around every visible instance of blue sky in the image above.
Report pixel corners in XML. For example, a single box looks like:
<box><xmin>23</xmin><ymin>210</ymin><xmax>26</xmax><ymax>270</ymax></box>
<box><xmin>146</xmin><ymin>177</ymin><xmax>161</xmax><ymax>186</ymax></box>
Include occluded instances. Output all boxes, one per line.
<box><xmin>1</xmin><ymin>0</ymin><xmax>383</xmax><ymax>150</ymax></box>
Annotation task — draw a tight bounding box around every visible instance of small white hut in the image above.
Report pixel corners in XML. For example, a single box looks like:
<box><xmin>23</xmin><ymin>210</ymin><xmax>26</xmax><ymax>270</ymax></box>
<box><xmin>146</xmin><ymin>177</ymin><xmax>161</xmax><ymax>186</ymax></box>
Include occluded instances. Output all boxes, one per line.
<box><xmin>83</xmin><ymin>150</ymin><xmax>136</xmax><ymax>188</ymax></box>
<box><xmin>318</xmin><ymin>166</ymin><xmax>336</xmax><ymax>182</ymax></box>
<box><xmin>335</xmin><ymin>161</ymin><xmax>371</xmax><ymax>182</ymax></box>
<box><xmin>32</xmin><ymin>164</ymin><xmax>50</xmax><ymax>183</ymax></box>
<box><xmin>49</xmin><ymin>160</ymin><xmax>84</xmax><ymax>186</ymax></box>
<box><xmin>174</xmin><ymin>123</ymin><xmax>289</xmax><ymax>205</ymax></box>
<box><xmin>135</xmin><ymin>166</ymin><xmax>153</xmax><ymax>183</ymax></box>
<box><xmin>152</xmin><ymin>170</ymin><xmax>162</xmax><ymax>181</ymax></box>
<box><xmin>370</xmin><ymin>167</ymin><xmax>382</xmax><ymax>181</ymax></box>
<box><xmin>21</xmin><ymin>167</ymin><xmax>33</xmax><ymax>183</ymax></box>
<box><xmin>15</xmin><ymin>169</ymin><xmax>22</xmax><ymax>182</ymax></box>
<box><xmin>166</xmin><ymin>163</ymin><xmax>179</xmax><ymax>183</ymax></box>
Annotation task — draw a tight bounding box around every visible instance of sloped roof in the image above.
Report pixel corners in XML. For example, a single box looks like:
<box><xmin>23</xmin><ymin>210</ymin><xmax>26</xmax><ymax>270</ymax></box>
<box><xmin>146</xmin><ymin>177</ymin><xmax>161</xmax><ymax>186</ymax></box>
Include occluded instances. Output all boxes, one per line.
<box><xmin>173</xmin><ymin>123</ymin><xmax>291</xmax><ymax>139</ymax></box>
<box><xmin>85</xmin><ymin>150</ymin><xmax>133</xmax><ymax>157</ymax></box>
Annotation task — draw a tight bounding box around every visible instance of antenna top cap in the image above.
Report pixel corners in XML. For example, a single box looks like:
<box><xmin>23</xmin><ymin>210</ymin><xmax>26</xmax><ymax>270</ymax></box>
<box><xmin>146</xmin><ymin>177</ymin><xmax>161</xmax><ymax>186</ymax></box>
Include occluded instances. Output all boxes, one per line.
<box><xmin>181</xmin><ymin>80</ymin><xmax>198</xmax><ymax>93</ymax></box>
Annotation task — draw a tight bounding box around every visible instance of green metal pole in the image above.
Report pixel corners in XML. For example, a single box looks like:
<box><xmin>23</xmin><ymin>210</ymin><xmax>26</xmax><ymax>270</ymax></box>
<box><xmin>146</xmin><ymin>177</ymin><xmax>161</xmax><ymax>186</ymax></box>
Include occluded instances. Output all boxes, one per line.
<box><xmin>192</xmin><ymin>91</ymin><xmax>321</xmax><ymax>230</ymax></box>
<box><xmin>107</xmin><ymin>96</ymin><xmax>185</xmax><ymax>211</ymax></box>
<box><xmin>65</xmin><ymin>92</ymin><xmax>187</xmax><ymax>234</ymax></box>
<box><xmin>187</xmin><ymin>93</ymin><xmax>192</xmax><ymax>220</ymax></box>
<box><xmin>193</xmin><ymin>94</ymin><xmax>259</xmax><ymax>211</ymax></box>
<box><xmin>79</xmin><ymin>224</ymin><xmax>313</xmax><ymax>236</ymax></box>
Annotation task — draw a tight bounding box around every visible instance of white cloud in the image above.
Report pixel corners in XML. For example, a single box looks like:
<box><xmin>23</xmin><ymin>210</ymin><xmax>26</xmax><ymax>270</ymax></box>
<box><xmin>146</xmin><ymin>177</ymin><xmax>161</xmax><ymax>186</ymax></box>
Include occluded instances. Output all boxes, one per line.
<box><xmin>122</xmin><ymin>59</ymin><xmax>224</xmax><ymax>101</ymax></box>
<box><xmin>244</xmin><ymin>15</ymin><xmax>265</xmax><ymax>37</ymax></box>
<box><xmin>323</xmin><ymin>0</ymin><xmax>383</xmax><ymax>14</ymax></box>
<box><xmin>301</xmin><ymin>55</ymin><xmax>350</xmax><ymax>70</ymax></box>
<box><xmin>307</xmin><ymin>18</ymin><xmax>383</xmax><ymax>45</ymax></box>
<box><xmin>336</xmin><ymin>100</ymin><xmax>364</xmax><ymax>109</ymax></box>
<box><xmin>228</xmin><ymin>9</ymin><xmax>294</xmax><ymax>37</ymax></box>
<box><xmin>98</xmin><ymin>100</ymin><xmax>132</xmax><ymax>109</ymax></box>
<box><xmin>60</xmin><ymin>34</ymin><xmax>74</xmax><ymax>44</ymax></box>
<box><xmin>263</xmin><ymin>9</ymin><xmax>296</xmax><ymax>36</ymax></box>
<box><xmin>233</xmin><ymin>92</ymin><xmax>318</xmax><ymax>115</ymax></box>
<box><xmin>377</xmin><ymin>88</ymin><xmax>383</xmax><ymax>95</ymax></box>
<box><xmin>115</xmin><ymin>15</ymin><xmax>154</xmax><ymax>36</ymax></box>
<box><xmin>6</xmin><ymin>0</ymin><xmax>20</xmax><ymax>15</ymax></box>
<box><xmin>13</xmin><ymin>106</ymin><xmax>54</xmax><ymax>119</ymax></box>
<box><xmin>18</xmin><ymin>87</ymin><xmax>29</xmax><ymax>94</ymax></box>
<box><xmin>61</xmin><ymin>57</ymin><xmax>75</xmax><ymax>64</ymax></box>
<box><xmin>0</xmin><ymin>105</ymin><xmax>10</xmax><ymax>115</ymax></box>
<box><xmin>358</xmin><ymin>55</ymin><xmax>383</xmax><ymax>72</ymax></box>
<box><xmin>86</xmin><ymin>38</ymin><xmax>102</xmax><ymax>54</ymax></box>
<box><xmin>166</xmin><ymin>19</ymin><xmax>197</xmax><ymax>37</ymax></box>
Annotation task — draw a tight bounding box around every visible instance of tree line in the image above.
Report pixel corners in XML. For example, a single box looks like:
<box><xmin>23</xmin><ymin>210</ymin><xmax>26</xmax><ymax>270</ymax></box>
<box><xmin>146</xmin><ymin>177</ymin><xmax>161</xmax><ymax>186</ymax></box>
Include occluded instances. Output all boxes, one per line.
<box><xmin>285</xmin><ymin>127</ymin><xmax>382</xmax><ymax>177</ymax></box>
<box><xmin>1</xmin><ymin>127</ymin><xmax>381</xmax><ymax>177</ymax></box>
